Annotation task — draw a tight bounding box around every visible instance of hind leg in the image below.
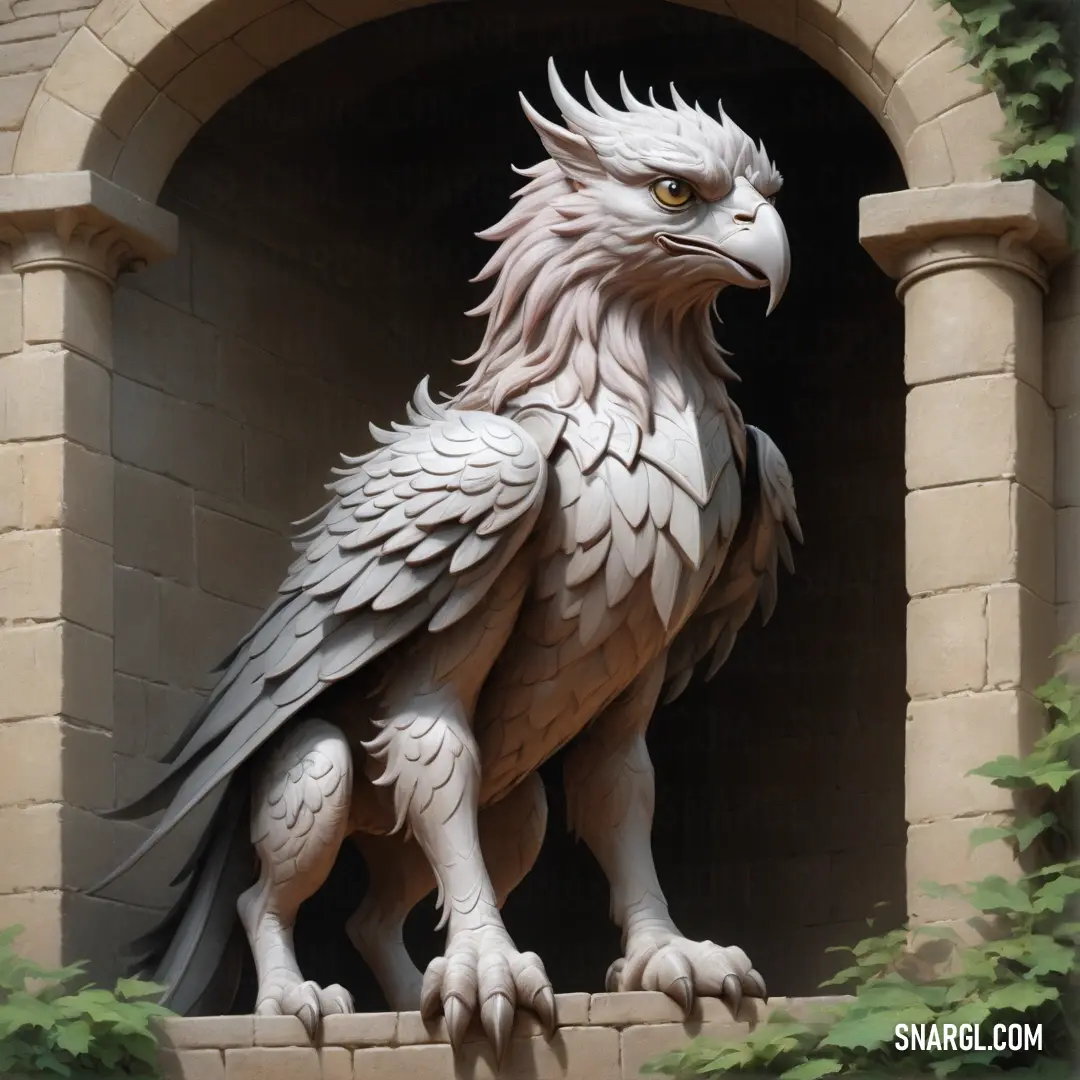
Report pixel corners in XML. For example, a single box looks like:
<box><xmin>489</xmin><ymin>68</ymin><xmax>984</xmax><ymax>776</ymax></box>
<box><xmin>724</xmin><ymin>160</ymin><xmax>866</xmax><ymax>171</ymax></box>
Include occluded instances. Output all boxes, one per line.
<box><xmin>346</xmin><ymin>832</ymin><xmax>430</xmax><ymax>1010</ymax></box>
<box><xmin>348</xmin><ymin>773</ymin><xmax>548</xmax><ymax>1011</ymax></box>
<box><xmin>238</xmin><ymin>717</ymin><xmax>354</xmax><ymax>1035</ymax></box>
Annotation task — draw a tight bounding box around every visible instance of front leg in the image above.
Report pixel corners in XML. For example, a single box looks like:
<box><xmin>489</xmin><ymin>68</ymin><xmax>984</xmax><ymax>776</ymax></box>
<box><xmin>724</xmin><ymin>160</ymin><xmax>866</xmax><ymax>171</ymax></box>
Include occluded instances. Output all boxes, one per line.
<box><xmin>362</xmin><ymin>686</ymin><xmax>554</xmax><ymax>1059</ymax></box>
<box><xmin>563</xmin><ymin>656</ymin><xmax>766</xmax><ymax>1016</ymax></box>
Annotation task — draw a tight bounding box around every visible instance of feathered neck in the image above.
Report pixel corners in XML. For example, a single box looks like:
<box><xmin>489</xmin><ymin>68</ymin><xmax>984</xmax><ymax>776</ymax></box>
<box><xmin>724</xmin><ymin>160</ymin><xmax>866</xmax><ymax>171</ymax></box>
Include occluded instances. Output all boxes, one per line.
<box><xmin>450</xmin><ymin>160</ymin><xmax>739</xmax><ymax>430</ymax></box>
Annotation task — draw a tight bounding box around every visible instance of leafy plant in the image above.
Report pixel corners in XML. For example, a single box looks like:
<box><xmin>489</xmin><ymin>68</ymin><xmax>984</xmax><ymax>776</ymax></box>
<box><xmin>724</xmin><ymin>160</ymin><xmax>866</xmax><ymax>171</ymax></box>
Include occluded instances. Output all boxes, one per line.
<box><xmin>644</xmin><ymin>636</ymin><xmax>1080</xmax><ymax>1078</ymax></box>
<box><xmin>0</xmin><ymin>926</ymin><xmax>173</xmax><ymax>1079</ymax></box>
<box><xmin>930</xmin><ymin>0</ymin><xmax>1078</xmax><ymax>231</ymax></box>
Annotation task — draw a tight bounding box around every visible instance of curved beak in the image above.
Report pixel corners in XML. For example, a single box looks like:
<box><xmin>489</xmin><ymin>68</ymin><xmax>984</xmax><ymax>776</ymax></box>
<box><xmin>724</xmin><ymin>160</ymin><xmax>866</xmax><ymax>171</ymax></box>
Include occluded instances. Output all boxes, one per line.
<box><xmin>657</xmin><ymin>179</ymin><xmax>791</xmax><ymax>315</ymax></box>
<box><xmin>716</xmin><ymin>199</ymin><xmax>790</xmax><ymax>315</ymax></box>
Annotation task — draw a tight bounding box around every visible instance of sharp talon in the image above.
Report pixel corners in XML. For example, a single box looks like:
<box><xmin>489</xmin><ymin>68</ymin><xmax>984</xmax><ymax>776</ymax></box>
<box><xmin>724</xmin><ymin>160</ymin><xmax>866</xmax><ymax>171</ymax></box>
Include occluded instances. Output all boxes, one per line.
<box><xmin>481</xmin><ymin>993</ymin><xmax>514</xmax><ymax>1065</ymax></box>
<box><xmin>605</xmin><ymin>959</ymin><xmax>624</xmax><ymax>993</ymax></box>
<box><xmin>533</xmin><ymin>986</ymin><xmax>556</xmax><ymax>1035</ymax></box>
<box><xmin>445</xmin><ymin>995</ymin><xmax>471</xmax><ymax>1050</ymax></box>
<box><xmin>420</xmin><ymin>983</ymin><xmax>441</xmax><ymax>1021</ymax></box>
<box><xmin>745</xmin><ymin>969</ymin><xmax>768</xmax><ymax>1002</ymax></box>
<box><xmin>722</xmin><ymin>973</ymin><xmax>743</xmax><ymax>1015</ymax></box>
<box><xmin>297</xmin><ymin>1004</ymin><xmax>318</xmax><ymax>1039</ymax></box>
<box><xmin>668</xmin><ymin>975</ymin><xmax>693</xmax><ymax>1018</ymax></box>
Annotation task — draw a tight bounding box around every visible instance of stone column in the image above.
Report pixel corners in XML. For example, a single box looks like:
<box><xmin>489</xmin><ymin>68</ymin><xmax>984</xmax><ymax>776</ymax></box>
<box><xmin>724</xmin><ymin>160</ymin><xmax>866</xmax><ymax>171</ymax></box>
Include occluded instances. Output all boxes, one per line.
<box><xmin>860</xmin><ymin>180</ymin><xmax>1069</xmax><ymax>933</ymax></box>
<box><xmin>0</xmin><ymin>171</ymin><xmax>176</xmax><ymax>970</ymax></box>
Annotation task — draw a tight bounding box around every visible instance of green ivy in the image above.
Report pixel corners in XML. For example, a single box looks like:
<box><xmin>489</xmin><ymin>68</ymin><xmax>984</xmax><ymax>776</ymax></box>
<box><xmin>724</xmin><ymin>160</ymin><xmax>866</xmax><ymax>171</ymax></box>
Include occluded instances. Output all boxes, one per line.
<box><xmin>0</xmin><ymin>927</ymin><xmax>173</xmax><ymax>1079</ymax></box>
<box><xmin>930</xmin><ymin>0</ymin><xmax>1078</xmax><ymax>227</ymax></box>
<box><xmin>644</xmin><ymin>636</ymin><xmax>1080</xmax><ymax>1078</ymax></box>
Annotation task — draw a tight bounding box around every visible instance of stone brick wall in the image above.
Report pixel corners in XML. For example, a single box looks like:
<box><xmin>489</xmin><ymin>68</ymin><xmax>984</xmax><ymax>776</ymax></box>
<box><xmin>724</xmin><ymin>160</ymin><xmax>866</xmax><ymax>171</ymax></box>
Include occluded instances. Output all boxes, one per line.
<box><xmin>102</xmin><ymin>104</ymin><xmax>442</xmax><ymax>972</ymax></box>
<box><xmin>1048</xmin><ymin>253</ymin><xmax>1080</xmax><ymax>646</ymax></box>
<box><xmin>156</xmin><ymin>992</ymin><xmax>849</xmax><ymax>1080</ymax></box>
<box><xmin>0</xmin><ymin>215</ymin><xmax>120</xmax><ymax>967</ymax></box>
<box><xmin>0</xmin><ymin>0</ymin><xmax>97</xmax><ymax>171</ymax></box>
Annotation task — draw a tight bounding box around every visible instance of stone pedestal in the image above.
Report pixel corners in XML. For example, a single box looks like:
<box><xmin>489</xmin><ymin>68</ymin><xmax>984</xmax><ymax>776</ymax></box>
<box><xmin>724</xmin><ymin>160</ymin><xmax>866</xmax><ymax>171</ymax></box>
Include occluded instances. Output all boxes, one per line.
<box><xmin>157</xmin><ymin>992</ymin><xmax>850</xmax><ymax>1080</ymax></box>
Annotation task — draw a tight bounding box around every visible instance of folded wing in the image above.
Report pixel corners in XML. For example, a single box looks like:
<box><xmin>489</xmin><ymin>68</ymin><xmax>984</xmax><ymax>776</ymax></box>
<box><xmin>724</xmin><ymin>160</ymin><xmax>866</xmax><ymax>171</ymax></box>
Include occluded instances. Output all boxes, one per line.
<box><xmin>662</xmin><ymin>425</ymin><xmax>801</xmax><ymax>702</ymax></box>
<box><xmin>100</xmin><ymin>380</ymin><xmax>547</xmax><ymax>887</ymax></box>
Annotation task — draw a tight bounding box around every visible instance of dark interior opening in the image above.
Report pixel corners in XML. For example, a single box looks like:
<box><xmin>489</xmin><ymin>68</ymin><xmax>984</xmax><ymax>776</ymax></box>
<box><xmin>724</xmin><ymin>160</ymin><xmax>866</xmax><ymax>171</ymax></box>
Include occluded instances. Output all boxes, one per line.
<box><xmin>159</xmin><ymin>0</ymin><xmax>908</xmax><ymax>1008</ymax></box>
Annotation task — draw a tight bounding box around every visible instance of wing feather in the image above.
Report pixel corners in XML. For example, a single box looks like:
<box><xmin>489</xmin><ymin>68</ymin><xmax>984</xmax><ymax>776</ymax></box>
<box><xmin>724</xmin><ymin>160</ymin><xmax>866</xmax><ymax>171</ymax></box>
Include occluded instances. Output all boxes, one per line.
<box><xmin>101</xmin><ymin>385</ymin><xmax>547</xmax><ymax>884</ymax></box>
<box><xmin>662</xmin><ymin>426</ymin><xmax>800</xmax><ymax>702</ymax></box>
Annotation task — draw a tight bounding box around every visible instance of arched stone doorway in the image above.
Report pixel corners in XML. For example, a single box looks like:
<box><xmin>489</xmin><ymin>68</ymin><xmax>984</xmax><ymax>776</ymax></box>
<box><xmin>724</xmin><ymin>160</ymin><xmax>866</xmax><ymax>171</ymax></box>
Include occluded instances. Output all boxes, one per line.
<box><xmin>0</xmin><ymin>0</ymin><xmax>1068</xmax><ymax>1038</ymax></box>
<box><xmin>108</xmin><ymin>0</ymin><xmax>909</xmax><ymax>1005</ymax></box>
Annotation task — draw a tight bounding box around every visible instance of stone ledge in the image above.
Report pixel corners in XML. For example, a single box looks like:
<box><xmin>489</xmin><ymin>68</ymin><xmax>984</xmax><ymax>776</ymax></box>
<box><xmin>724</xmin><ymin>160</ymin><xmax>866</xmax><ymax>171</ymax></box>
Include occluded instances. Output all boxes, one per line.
<box><xmin>0</xmin><ymin>169</ymin><xmax>177</xmax><ymax>272</ymax></box>
<box><xmin>859</xmin><ymin>179</ymin><xmax>1070</xmax><ymax>284</ymax></box>
<box><xmin>158</xmin><ymin>995</ymin><xmax>851</xmax><ymax>1079</ymax></box>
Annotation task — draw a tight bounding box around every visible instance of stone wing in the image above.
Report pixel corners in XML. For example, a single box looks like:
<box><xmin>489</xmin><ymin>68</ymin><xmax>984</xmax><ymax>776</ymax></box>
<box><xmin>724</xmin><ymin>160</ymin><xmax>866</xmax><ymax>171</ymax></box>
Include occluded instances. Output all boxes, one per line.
<box><xmin>101</xmin><ymin>381</ymin><xmax>547</xmax><ymax>884</ymax></box>
<box><xmin>662</xmin><ymin>425</ymin><xmax>801</xmax><ymax>702</ymax></box>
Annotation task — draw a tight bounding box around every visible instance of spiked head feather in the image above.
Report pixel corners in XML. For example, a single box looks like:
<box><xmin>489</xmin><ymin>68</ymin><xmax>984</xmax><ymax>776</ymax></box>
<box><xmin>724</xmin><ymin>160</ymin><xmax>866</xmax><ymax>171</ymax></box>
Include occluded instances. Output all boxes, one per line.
<box><xmin>453</xmin><ymin>59</ymin><xmax>785</xmax><ymax>424</ymax></box>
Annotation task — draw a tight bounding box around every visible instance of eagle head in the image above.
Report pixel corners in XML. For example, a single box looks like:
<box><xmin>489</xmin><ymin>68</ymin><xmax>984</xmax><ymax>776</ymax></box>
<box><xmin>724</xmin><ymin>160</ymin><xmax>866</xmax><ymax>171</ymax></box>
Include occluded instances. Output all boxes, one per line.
<box><xmin>519</xmin><ymin>58</ymin><xmax>790</xmax><ymax>314</ymax></box>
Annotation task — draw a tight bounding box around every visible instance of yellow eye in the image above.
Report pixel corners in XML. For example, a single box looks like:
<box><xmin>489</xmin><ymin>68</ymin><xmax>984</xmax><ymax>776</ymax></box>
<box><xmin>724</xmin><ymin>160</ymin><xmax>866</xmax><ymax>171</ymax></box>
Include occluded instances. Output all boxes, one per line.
<box><xmin>650</xmin><ymin>177</ymin><xmax>695</xmax><ymax>210</ymax></box>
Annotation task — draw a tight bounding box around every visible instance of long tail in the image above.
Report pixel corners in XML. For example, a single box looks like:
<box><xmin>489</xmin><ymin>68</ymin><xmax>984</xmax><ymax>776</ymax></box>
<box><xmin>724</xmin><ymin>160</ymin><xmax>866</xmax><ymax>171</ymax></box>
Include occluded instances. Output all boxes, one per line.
<box><xmin>127</xmin><ymin>775</ymin><xmax>256</xmax><ymax>1015</ymax></box>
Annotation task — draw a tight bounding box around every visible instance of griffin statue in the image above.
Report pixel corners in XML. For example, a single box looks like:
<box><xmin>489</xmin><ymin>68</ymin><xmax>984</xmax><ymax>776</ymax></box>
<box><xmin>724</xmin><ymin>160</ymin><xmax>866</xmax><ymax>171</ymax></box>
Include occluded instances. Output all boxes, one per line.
<box><xmin>98</xmin><ymin>60</ymin><xmax>801</xmax><ymax>1060</ymax></box>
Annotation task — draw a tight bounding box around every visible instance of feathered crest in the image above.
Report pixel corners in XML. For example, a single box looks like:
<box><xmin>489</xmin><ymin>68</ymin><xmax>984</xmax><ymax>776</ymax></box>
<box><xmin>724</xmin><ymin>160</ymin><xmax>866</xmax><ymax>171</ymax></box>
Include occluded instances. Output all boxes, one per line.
<box><xmin>453</xmin><ymin>60</ymin><xmax>778</xmax><ymax>424</ymax></box>
<box><xmin>520</xmin><ymin>57</ymin><xmax>782</xmax><ymax>196</ymax></box>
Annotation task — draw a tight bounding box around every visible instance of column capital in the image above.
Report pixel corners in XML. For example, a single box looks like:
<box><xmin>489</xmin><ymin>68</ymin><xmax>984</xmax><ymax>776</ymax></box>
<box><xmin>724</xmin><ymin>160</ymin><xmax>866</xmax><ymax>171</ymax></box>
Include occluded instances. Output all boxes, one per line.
<box><xmin>859</xmin><ymin>180</ymin><xmax>1070</xmax><ymax>298</ymax></box>
<box><xmin>0</xmin><ymin>171</ymin><xmax>177</xmax><ymax>285</ymax></box>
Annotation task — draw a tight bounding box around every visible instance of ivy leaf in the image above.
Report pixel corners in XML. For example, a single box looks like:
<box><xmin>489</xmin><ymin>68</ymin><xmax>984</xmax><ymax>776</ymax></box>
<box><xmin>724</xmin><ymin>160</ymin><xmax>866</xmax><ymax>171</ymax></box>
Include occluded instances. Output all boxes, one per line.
<box><xmin>1007</xmin><ymin>91</ymin><xmax>1044</xmax><ymax>110</ymax></box>
<box><xmin>1015</xmin><ymin>813</ymin><xmax>1057</xmax><ymax>851</ymax></box>
<box><xmin>1025</xmin><ymin>757</ymin><xmax>1080</xmax><ymax>790</ymax></box>
<box><xmin>1032</xmin><ymin>874</ymin><xmax>1080</xmax><ymax>913</ymax></box>
<box><xmin>819</xmin><ymin>965</ymin><xmax>865</xmax><ymax>988</ymax></box>
<box><xmin>0</xmin><ymin>992</ymin><xmax>59</xmax><ymax>1033</ymax></box>
<box><xmin>944</xmin><ymin>977</ymin><xmax>979</xmax><ymax>1004</ymax></box>
<box><xmin>969</xmin><ymin>823</ymin><xmax>1013</xmax><ymax>849</ymax></box>
<box><xmin>1024</xmin><ymin>936</ymin><xmax>1077</xmax><ymax>976</ymax></box>
<box><xmin>997</xmin><ymin>22</ymin><xmax>1062</xmax><ymax>65</ymax></box>
<box><xmin>967</xmin><ymin>754</ymin><xmax>1039</xmax><ymax>786</ymax></box>
<box><xmin>31</xmin><ymin>1047</ymin><xmax>71</xmax><ymax>1077</ymax></box>
<box><xmin>1050</xmin><ymin>633</ymin><xmax>1080</xmax><ymax>657</ymax></box>
<box><xmin>932</xmin><ymin>1051</ymin><xmax>1002</xmax><ymax>1076</ymax></box>
<box><xmin>968</xmin><ymin>876</ymin><xmax>1034</xmax><ymax>913</ymax></box>
<box><xmin>1024</xmin><ymin>858</ymin><xmax>1080</xmax><ymax>880</ymax></box>
<box><xmin>941</xmin><ymin>1000</ymin><xmax>993</xmax><ymax>1027</ymax></box>
<box><xmin>983</xmin><ymin>981</ymin><xmax>1059</xmax><ymax>1012</ymax></box>
<box><xmin>53</xmin><ymin>1020</ymin><xmax>92</xmax><ymax>1057</ymax></box>
<box><xmin>781</xmin><ymin>1062</ymin><xmax>844</xmax><ymax>1080</ymax></box>
<box><xmin>1040</xmin><ymin>721</ymin><xmax>1080</xmax><ymax>749</ymax></box>
<box><xmin>964</xmin><ymin>0</ymin><xmax>1015</xmax><ymax>36</ymax></box>
<box><xmin>1030</xmin><ymin>65</ymin><xmax>1075</xmax><ymax>93</ymax></box>
<box><xmin>912</xmin><ymin>923</ymin><xmax>963</xmax><ymax>944</ymax></box>
<box><xmin>113</xmin><ymin>977</ymin><xmax>166</xmax><ymax>1002</ymax></box>
<box><xmin>1036</xmin><ymin>675</ymin><xmax>1073</xmax><ymax>708</ymax></box>
<box><xmin>919</xmin><ymin>880</ymin><xmax>965</xmax><ymax>901</ymax></box>
<box><xmin>821</xmin><ymin>1005</ymin><xmax>932</xmax><ymax>1051</ymax></box>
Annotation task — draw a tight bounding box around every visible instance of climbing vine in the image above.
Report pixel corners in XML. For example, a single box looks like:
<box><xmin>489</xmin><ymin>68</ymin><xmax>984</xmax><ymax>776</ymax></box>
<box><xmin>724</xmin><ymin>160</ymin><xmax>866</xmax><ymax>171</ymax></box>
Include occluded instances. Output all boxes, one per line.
<box><xmin>931</xmin><ymin>0</ymin><xmax>1077</xmax><ymax>225</ymax></box>
<box><xmin>645</xmin><ymin>637</ymin><xmax>1080</xmax><ymax>1078</ymax></box>
<box><xmin>0</xmin><ymin>927</ymin><xmax>172</xmax><ymax>1078</ymax></box>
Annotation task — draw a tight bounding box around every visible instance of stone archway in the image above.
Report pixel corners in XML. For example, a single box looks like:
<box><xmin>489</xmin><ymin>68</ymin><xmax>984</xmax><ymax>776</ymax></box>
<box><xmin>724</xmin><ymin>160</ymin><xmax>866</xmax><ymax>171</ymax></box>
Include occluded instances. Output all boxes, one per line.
<box><xmin>0</xmin><ymin>0</ymin><xmax>1068</xmax><ymax>1022</ymax></box>
<box><xmin>12</xmin><ymin>0</ymin><xmax>1006</xmax><ymax>194</ymax></box>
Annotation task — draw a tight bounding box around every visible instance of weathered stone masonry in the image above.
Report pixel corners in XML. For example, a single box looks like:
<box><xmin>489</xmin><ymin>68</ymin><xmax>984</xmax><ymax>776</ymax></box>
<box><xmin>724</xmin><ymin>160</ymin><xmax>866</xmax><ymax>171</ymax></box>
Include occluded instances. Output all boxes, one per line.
<box><xmin>0</xmin><ymin>5</ymin><xmax>1076</xmax><ymax>1076</ymax></box>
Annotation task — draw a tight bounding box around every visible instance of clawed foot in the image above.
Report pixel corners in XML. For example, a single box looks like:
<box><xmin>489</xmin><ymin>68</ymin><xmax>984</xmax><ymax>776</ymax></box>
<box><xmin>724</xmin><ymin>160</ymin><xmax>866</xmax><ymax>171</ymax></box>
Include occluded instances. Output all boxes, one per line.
<box><xmin>255</xmin><ymin>971</ymin><xmax>354</xmax><ymax>1037</ymax></box>
<box><xmin>606</xmin><ymin>934</ymin><xmax>767</xmax><ymax>1017</ymax></box>
<box><xmin>421</xmin><ymin>925</ymin><xmax>555</xmax><ymax>1062</ymax></box>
